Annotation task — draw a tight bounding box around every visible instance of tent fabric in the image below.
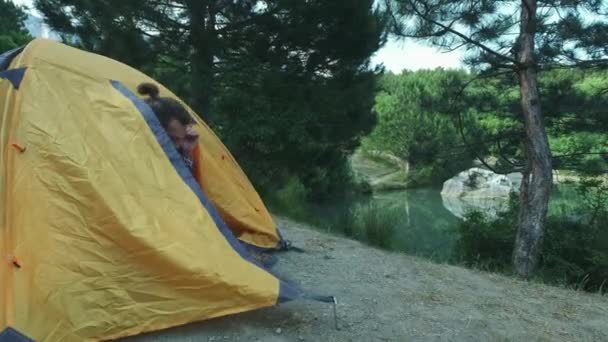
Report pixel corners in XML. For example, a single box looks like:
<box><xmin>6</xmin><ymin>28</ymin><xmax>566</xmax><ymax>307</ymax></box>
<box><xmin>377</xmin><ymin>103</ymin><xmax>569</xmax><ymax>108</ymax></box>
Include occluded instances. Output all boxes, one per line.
<box><xmin>0</xmin><ymin>47</ymin><xmax>25</xmax><ymax>71</ymax></box>
<box><xmin>11</xmin><ymin>38</ymin><xmax>281</xmax><ymax>250</ymax></box>
<box><xmin>0</xmin><ymin>39</ymin><xmax>308</xmax><ymax>341</ymax></box>
<box><xmin>0</xmin><ymin>69</ymin><xmax>26</xmax><ymax>90</ymax></box>
<box><xmin>0</xmin><ymin>327</ymin><xmax>32</xmax><ymax>342</ymax></box>
<box><xmin>109</xmin><ymin>80</ymin><xmax>274</xmax><ymax>268</ymax></box>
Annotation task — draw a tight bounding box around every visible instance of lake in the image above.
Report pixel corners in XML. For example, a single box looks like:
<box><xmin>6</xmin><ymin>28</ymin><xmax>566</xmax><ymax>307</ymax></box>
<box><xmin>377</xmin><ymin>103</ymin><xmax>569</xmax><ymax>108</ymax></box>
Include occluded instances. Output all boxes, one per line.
<box><xmin>296</xmin><ymin>185</ymin><xmax>579</xmax><ymax>263</ymax></box>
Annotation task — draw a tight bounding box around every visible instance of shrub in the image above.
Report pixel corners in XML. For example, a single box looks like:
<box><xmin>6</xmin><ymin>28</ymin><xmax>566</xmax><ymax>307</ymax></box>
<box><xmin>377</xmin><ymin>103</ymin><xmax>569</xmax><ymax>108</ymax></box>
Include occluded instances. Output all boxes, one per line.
<box><xmin>455</xmin><ymin>182</ymin><xmax>608</xmax><ymax>293</ymax></box>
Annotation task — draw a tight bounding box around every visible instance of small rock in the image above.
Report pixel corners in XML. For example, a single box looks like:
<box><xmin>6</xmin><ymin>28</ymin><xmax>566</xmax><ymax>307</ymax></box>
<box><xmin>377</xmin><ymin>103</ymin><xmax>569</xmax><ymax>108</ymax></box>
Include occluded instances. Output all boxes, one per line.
<box><xmin>275</xmin><ymin>328</ymin><xmax>282</xmax><ymax>334</ymax></box>
<box><xmin>298</xmin><ymin>336</ymin><xmax>305</xmax><ymax>341</ymax></box>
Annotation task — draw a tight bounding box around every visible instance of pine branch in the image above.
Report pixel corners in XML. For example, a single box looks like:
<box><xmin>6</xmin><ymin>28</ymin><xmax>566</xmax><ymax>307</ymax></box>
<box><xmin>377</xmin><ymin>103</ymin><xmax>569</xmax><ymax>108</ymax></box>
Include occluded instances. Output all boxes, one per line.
<box><xmin>539</xmin><ymin>57</ymin><xmax>608</xmax><ymax>71</ymax></box>
<box><xmin>446</xmin><ymin>69</ymin><xmax>524</xmax><ymax>175</ymax></box>
<box><xmin>157</xmin><ymin>58</ymin><xmax>188</xmax><ymax>72</ymax></box>
<box><xmin>567</xmin><ymin>58</ymin><xmax>608</xmax><ymax>68</ymax></box>
<box><xmin>440</xmin><ymin>41</ymin><xmax>468</xmax><ymax>53</ymax></box>
<box><xmin>497</xmin><ymin>137</ymin><xmax>525</xmax><ymax>168</ymax></box>
<box><xmin>400</xmin><ymin>0</ymin><xmax>520</xmax><ymax>66</ymax></box>
<box><xmin>147</xmin><ymin>0</ymin><xmax>187</xmax><ymax>10</ymax></box>
<box><xmin>595</xmin><ymin>86</ymin><xmax>608</xmax><ymax>96</ymax></box>
<box><xmin>457</xmin><ymin>69</ymin><xmax>515</xmax><ymax>94</ymax></box>
<box><xmin>553</xmin><ymin>152</ymin><xmax>608</xmax><ymax>159</ymax></box>
<box><xmin>457</xmin><ymin>109</ymin><xmax>516</xmax><ymax>174</ymax></box>
<box><xmin>216</xmin><ymin>7</ymin><xmax>281</xmax><ymax>34</ymax></box>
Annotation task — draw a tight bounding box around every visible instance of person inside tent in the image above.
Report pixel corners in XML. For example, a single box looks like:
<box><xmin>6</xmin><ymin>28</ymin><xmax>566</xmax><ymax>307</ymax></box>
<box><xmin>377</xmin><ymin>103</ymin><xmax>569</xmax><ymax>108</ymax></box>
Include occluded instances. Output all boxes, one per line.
<box><xmin>137</xmin><ymin>83</ymin><xmax>200</xmax><ymax>172</ymax></box>
<box><xmin>138</xmin><ymin>82</ymin><xmax>275</xmax><ymax>266</ymax></box>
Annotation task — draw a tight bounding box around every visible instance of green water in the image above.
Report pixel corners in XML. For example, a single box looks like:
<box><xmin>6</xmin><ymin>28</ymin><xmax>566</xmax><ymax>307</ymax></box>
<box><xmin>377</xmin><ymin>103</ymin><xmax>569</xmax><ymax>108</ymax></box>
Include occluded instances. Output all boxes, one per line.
<box><xmin>295</xmin><ymin>186</ymin><xmax>579</xmax><ymax>263</ymax></box>
<box><xmin>303</xmin><ymin>189</ymin><xmax>461</xmax><ymax>262</ymax></box>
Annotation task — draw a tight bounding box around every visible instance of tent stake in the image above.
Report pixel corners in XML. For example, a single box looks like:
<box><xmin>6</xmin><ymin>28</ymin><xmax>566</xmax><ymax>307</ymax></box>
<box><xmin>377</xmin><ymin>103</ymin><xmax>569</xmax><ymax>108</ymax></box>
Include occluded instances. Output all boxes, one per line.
<box><xmin>332</xmin><ymin>296</ymin><xmax>340</xmax><ymax>331</ymax></box>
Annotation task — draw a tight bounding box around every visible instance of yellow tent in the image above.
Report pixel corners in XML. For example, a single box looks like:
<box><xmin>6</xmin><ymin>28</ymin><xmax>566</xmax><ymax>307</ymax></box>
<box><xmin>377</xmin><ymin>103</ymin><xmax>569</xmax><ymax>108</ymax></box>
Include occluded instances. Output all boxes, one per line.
<box><xmin>0</xmin><ymin>39</ymin><xmax>325</xmax><ymax>341</ymax></box>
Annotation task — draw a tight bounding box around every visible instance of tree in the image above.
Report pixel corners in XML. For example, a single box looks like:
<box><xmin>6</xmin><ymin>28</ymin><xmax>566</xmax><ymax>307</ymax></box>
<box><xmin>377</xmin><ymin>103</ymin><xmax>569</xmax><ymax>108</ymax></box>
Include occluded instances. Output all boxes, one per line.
<box><xmin>36</xmin><ymin>0</ymin><xmax>386</xmax><ymax>198</ymax></box>
<box><xmin>386</xmin><ymin>0</ymin><xmax>608</xmax><ymax>278</ymax></box>
<box><xmin>212</xmin><ymin>0</ymin><xmax>384</xmax><ymax>197</ymax></box>
<box><xmin>363</xmin><ymin>69</ymin><xmax>475</xmax><ymax>186</ymax></box>
<box><xmin>0</xmin><ymin>0</ymin><xmax>32</xmax><ymax>52</ymax></box>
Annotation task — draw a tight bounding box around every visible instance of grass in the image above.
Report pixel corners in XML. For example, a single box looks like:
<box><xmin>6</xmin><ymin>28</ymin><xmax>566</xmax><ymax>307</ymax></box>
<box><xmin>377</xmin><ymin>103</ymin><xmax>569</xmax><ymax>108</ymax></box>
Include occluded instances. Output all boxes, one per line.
<box><xmin>263</xmin><ymin>174</ymin><xmax>403</xmax><ymax>251</ymax></box>
<box><xmin>354</xmin><ymin>202</ymin><xmax>399</xmax><ymax>249</ymax></box>
<box><xmin>318</xmin><ymin>201</ymin><xmax>401</xmax><ymax>250</ymax></box>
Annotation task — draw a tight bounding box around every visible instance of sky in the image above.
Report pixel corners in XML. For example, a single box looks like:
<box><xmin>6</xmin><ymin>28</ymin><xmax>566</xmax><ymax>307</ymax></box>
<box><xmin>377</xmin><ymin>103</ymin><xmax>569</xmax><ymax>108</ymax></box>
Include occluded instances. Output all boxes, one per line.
<box><xmin>12</xmin><ymin>0</ymin><xmax>465</xmax><ymax>73</ymax></box>
<box><xmin>371</xmin><ymin>39</ymin><xmax>464</xmax><ymax>72</ymax></box>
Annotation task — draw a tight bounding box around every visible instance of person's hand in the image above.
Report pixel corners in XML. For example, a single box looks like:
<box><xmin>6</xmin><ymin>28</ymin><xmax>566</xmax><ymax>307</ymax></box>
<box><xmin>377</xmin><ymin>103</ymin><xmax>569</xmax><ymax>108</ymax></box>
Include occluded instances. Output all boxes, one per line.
<box><xmin>183</xmin><ymin>124</ymin><xmax>199</xmax><ymax>155</ymax></box>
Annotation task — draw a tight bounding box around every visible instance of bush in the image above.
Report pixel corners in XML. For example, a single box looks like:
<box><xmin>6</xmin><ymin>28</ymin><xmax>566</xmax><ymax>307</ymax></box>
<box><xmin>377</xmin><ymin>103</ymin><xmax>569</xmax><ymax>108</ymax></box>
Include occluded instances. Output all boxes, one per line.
<box><xmin>323</xmin><ymin>205</ymin><xmax>358</xmax><ymax>238</ymax></box>
<box><xmin>265</xmin><ymin>176</ymin><xmax>313</xmax><ymax>223</ymax></box>
<box><xmin>310</xmin><ymin>200</ymin><xmax>399</xmax><ymax>249</ymax></box>
<box><xmin>455</xmin><ymin>182</ymin><xmax>608</xmax><ymax>293</ymax></box>
<box><xmin>362</xmin><ymin>70</ymin><xmax>476</xmax><ymax>188</ymax></box>
<box><xmin>542</xmin><ymin>214</ymin><xmax>608</xmax><ymax>292</ymax></box>
<box><xmin>455</xmin><ymin>195</ymin><xmax>518</xmax><ymax>271</ymax></box>
<box><xmin>541</xmin><ymin>179</ymin><xmax>608</xmax><ymax>292</ymax></box>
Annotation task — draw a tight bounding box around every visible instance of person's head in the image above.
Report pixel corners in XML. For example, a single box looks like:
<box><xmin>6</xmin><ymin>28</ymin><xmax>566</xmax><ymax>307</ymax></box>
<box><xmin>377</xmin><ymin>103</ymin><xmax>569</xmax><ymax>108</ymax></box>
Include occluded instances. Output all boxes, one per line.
<box><xmin>137</xmin><ymin>82</ymin><xmax>194</xmax><ymax>153</ymax></box>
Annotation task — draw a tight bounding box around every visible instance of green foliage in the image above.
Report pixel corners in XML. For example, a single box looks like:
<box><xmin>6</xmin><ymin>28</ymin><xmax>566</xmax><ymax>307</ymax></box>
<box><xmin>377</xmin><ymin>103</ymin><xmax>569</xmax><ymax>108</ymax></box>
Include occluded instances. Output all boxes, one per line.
<box><xmin>354</xmin><ymin>203</ymin><xmax>397</xmax><ymax>249</ymax></box>
<box><xmin>386</xmin><ymin>0</ymin><xmax>608</xmax><ymax>278</ymax></box>
<box><xmin>551</xmin><ymin>133</ymin><xmax>608</xmax><ymax>173</ymax></box>
<box><xmin>213</xmin><ymin>0</ymin><xmax>384</xmax><ymax>198</ymax></box>
<box><xmin>0</xmin><ymin>0</ymin><xmax>32</xmax><ymax>52</ymax></box>
<box><xmin>386</xmin><ymin>1</ymin><xmax>608</xmax><ymax>71</ymax></box>
<box><xmin>457</xmin><ymin>181</ymin><xmax>608</xmax><ymax>293</ymax></box>
<box><xmin>267</xmin><ymin>186</ymin><xmax>398</xmax><ymax>249</ymax></box>
<box><xmin>360</xmin><ymin>67</ymin><xmax>608</xmax><ymax>186</ymax></box>
<box><xmin>271</xmin><ymin>188</ymin><xmax>460</xmax><ymax>261</ymax></box>
<box><xmin>466</xmin><ymin>68</ymin><xmax>608</xmax><ymax>175</ymax></box>
<box><xmin>542</xmin><ymin>180</ymin><xmax>608</xmax><ymax>292</ymax></box>
<box><xmin>380</xmin><ymin>1</ymin><xmax>608</xmax><ymax>177</ymax></box>
<box><xmin>456</xmin><ymin>195</ymin><xmax>518</xmax><ymax>271</ymax></box>
<box><xmin>37</xmin><ymin>0</ymin><xmax>386</xmax><ymax>199</ymax></box>
<box><xmin>362</xmin><ymin>69</ymin><xmax>474</xmax><ymax>186</ymax></box>
<box><xmin>265</xmin><ymin>176</ymin><xmax>311</xmax><ymax>222</ymax></box>
<box><xmin>366</xmin><ymin>67</ymin><xmax>608</xmax><ymax>180</ymax></box>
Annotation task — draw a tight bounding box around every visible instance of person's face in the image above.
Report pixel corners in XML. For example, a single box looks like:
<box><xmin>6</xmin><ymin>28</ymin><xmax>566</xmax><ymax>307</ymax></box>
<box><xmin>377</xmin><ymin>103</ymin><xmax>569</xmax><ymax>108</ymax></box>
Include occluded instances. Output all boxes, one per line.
<box><xmin>166</xmin><ymin>118</ymin><xmax>188</xmax><ymax>153</ymax></box>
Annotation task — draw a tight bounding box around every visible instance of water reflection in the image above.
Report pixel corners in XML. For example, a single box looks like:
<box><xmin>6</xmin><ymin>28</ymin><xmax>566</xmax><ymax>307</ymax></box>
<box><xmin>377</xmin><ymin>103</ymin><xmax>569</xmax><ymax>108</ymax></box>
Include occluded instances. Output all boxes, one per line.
<box><xmin>298</xmin><ymin>185</ymin><xmax>574</xmax><ymax>264</ymax></box>
<box><xmin>308</xmin><ymin>189</ymin><xmax>464</xmax><ymax>262</ymax></box>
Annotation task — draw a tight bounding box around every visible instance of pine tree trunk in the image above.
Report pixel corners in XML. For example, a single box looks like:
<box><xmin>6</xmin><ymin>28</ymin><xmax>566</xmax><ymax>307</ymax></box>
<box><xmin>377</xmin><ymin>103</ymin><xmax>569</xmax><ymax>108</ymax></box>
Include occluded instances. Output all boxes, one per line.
<box><xmin>187</xmin><ymin>0</ymin><xmax>215</xmax><ymax>123</ymax></box>
<box><xmin>512</xmin><ymin>0</ymin><xmax>553</xmax><ymax>278</ymax></box>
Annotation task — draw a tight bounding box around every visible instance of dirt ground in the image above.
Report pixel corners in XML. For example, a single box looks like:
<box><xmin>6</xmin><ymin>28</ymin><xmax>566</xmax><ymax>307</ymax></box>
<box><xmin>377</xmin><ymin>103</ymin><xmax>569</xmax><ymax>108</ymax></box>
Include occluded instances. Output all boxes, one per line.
<box><xmin>125</xmin><ymin>217</ymin><xmax>608</xmax><ymax>342</ymax></box>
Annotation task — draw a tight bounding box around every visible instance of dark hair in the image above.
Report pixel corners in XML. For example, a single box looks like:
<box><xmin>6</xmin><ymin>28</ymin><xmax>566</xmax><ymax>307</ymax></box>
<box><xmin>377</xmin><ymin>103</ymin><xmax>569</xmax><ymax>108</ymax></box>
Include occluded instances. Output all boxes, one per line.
<box><xmin>137</xmin><ymin>82</ymin><xmax>192</xmax><ymax>128</ymax></box>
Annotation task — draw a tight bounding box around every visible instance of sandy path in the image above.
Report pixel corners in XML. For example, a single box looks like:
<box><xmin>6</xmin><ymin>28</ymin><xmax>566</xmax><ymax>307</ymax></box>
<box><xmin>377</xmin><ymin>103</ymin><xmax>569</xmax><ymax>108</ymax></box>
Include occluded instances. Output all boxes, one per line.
<box><xmin>125</xmin><ymin>217</ymin><xmax>608</xmax><ymax>342</ymax></box>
